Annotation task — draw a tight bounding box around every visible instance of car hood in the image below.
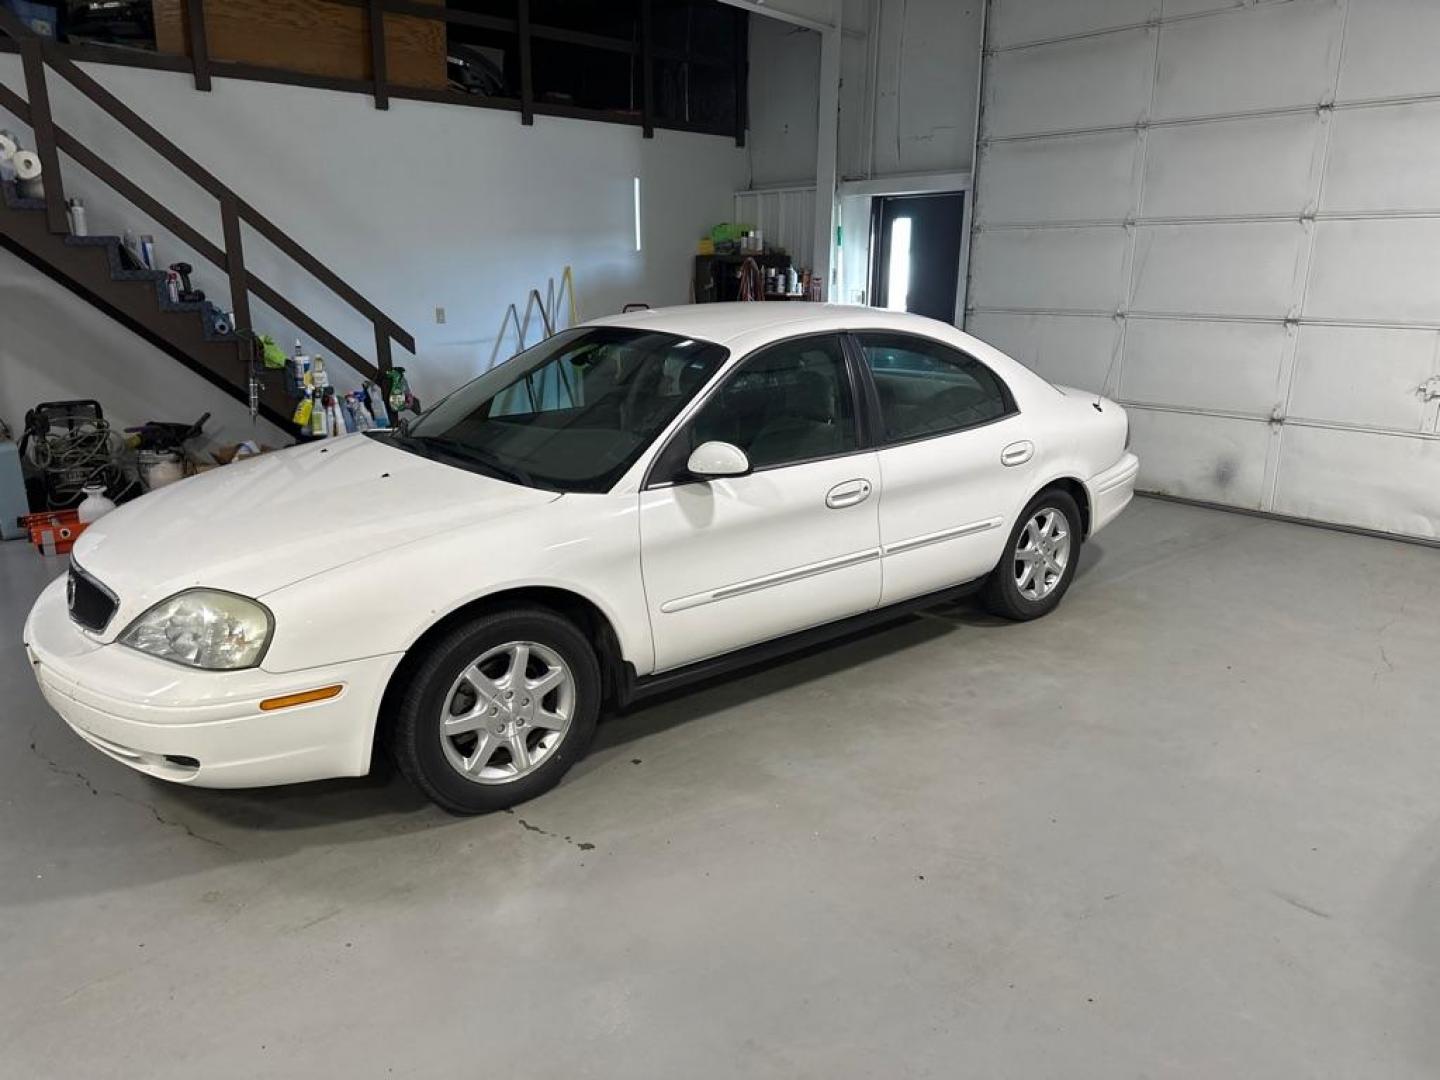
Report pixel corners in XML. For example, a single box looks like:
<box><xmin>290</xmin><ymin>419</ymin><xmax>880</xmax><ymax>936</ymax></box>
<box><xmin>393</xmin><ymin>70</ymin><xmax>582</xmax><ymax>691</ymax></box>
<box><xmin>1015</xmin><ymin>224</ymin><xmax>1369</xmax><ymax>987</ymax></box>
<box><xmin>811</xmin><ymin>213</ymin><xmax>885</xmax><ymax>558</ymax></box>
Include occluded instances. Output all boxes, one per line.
<box><xmin>73</xmin><ymin>434</ymin><xmax>559</xmax><ymax>627</ymax></box>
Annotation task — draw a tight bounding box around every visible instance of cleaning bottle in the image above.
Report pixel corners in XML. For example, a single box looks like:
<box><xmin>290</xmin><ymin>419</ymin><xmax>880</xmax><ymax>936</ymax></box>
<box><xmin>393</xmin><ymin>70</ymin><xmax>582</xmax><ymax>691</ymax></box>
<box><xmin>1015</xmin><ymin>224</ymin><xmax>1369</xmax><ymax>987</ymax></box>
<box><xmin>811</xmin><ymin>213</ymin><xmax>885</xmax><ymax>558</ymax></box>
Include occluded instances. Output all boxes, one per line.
<box><xmin>292</xmin><ymin>388</ymin><xmax>314</xmax><ymax>429</ymax></box>
<box><xmin>121</xmin><ymin>229</ymin><xmax>143</xmax><ymax>270</ymax></box>
<box><xmin>67</xmin><ymin>197</ymin><xmax>88</xmax><ymax>237</ymax></box>
<box><xmin>365</xmin><ymin>382</ymin><xmax>391</xmax><ymax>428</ymax></box>
<box><xmin>286</xmin><ymin>340</ymin><xmax>305</xmax><ymax>394</ymax></box>
<box><xmin>310</xmin><ymin>391</ymin><xmax>329</xmax><ymax>437</ymax></box>
<box><xmin>77</xmin><ymin>483</ymin><xmax>116</xmax><ymax>524</ymax></box>
<box><xmin>326</xmin><ymin>392</ymin><xmax>344</xmax><ymax>437</ymax></box>
<box><xmin>341</xmin><ymin>394</ymin><xmax>360</xmax><ymax>433</ymax></box>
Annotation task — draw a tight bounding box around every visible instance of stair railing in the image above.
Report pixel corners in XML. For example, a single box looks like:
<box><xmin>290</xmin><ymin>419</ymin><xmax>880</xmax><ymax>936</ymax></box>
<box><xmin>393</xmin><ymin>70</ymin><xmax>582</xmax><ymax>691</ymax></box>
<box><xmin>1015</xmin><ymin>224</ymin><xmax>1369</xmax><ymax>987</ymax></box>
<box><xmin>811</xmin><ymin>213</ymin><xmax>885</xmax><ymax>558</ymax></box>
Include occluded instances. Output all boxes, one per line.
<box><xmin>0</xmin><ymin>8</ymin><xmax>414</xmax><ymax>390</ymax></box>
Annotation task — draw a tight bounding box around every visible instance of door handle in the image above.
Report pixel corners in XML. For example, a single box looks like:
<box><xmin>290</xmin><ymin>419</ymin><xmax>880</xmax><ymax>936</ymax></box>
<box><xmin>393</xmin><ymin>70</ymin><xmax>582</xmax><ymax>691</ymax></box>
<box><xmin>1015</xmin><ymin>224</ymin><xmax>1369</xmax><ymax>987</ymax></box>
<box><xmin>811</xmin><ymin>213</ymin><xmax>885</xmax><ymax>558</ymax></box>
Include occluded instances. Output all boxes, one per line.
<box><xmin>1001</xmin><ymin>441</ymin><xmax>1034</xmax><ymax>467</ymax></box>
<box><xmin>825</xmin><ymin>479</ymin><xmax>873</xmax><ymax>509</ymax></box>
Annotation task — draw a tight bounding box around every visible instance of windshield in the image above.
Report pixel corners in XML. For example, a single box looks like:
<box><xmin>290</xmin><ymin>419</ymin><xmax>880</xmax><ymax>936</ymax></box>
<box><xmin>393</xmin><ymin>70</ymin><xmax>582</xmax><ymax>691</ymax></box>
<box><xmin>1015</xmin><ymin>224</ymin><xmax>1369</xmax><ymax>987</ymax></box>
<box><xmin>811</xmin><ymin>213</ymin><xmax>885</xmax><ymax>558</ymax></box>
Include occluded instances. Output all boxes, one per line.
<box><xmin>382</xmin><ymin>327</ymin><xmax>727</xmax><ymax>493</ymax></box>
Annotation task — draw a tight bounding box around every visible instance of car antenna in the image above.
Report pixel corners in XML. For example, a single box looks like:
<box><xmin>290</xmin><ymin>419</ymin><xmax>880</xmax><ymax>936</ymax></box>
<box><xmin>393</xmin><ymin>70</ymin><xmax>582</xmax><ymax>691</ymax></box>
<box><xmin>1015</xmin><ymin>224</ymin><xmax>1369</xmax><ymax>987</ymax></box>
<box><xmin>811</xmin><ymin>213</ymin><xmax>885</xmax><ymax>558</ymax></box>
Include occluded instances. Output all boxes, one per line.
<box><xmin>1095</xmin><ymin>325</ymin><xmax>1124</xmax><ymax>411</ymax></box>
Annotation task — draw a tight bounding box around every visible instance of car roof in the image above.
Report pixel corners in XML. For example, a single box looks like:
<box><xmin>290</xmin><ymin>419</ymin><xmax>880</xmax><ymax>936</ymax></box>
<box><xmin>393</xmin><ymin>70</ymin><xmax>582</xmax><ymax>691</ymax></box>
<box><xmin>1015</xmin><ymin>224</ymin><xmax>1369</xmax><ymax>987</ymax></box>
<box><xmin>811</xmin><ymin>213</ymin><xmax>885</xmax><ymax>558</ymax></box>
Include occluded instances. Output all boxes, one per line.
<box><xmin>582</xmin><ymin>302</ymin><xmax>955</xmax><ymax>347</ymax></box>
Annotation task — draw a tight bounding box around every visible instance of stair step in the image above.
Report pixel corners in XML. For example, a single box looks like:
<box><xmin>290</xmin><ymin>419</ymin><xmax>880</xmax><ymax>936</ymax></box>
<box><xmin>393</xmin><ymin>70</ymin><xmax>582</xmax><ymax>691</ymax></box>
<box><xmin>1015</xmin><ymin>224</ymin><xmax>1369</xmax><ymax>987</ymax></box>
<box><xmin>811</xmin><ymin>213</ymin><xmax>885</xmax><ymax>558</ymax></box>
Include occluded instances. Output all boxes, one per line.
<box><xmin>0</xmin><ymin>179</ymin><xmax>45</xmax><ymax>212</ymax></box>
<box><xmin>62</xmin><ymin>233</ymin><xmax>119</xmax><ymax>248</ymax></box>
<box><xmin>105</xmin><ymin>247</ymin><xmax>168</xmax><ymax>283</ymax></box>
<box><xmin>156</xmin><ymin>290</ymin><xmax>207</xmax><ymax>314</ymax></box>
<box><xmin>68</xmin><ymin>233</ymin><xmax>166</xmax><ymax>282</ymax></box>
<box><xmin>2</xmin><ymin>179</ymin><xmax>295</xmax><ymax>428</ymax></box>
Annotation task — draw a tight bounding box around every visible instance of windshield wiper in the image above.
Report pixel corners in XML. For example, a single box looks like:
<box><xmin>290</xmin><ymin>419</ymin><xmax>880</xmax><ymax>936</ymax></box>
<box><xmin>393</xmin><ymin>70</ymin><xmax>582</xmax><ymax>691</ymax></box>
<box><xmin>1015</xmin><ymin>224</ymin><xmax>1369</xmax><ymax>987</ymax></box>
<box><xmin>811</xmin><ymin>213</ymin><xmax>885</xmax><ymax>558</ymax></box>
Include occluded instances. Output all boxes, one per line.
<box><xmin>423</xmin><ymin>437</ymin><xmax>537</xmax><ymax>488</ymax></box>
<box><xmin>370</xmin><ymin>430</ymin><xmax>539</xmax><ymax>488</ymax></box>
<box><xmin>368</xmin><ymin>430</ymin><xmax>432</xmax><ymax>457</ymax></box>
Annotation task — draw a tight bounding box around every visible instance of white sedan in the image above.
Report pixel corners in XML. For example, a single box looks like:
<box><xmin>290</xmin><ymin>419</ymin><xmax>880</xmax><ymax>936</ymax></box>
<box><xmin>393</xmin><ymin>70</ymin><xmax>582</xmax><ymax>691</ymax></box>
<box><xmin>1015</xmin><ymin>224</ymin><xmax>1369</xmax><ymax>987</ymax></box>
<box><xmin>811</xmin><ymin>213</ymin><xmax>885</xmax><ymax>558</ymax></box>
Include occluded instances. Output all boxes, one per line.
<box><xmin>24</xmin><ymin>304</ymin><xmax>1139</xmax><ymax>814</ymax></box>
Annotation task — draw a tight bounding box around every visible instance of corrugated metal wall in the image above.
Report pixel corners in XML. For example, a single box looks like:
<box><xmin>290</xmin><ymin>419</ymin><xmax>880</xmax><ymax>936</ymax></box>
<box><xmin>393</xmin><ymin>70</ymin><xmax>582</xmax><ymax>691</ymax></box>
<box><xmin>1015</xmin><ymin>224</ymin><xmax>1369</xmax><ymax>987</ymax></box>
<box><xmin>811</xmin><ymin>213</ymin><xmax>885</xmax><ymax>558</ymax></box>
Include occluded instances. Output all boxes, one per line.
<box><xmin>734</xmin><ymin>186</ymin><xmax>819</xmax><ymax>270</ymax></box>
<box><xmin>967</xmin><ymin>0</ymin><xmax>1440</xmax><ymax>541</ymax></box>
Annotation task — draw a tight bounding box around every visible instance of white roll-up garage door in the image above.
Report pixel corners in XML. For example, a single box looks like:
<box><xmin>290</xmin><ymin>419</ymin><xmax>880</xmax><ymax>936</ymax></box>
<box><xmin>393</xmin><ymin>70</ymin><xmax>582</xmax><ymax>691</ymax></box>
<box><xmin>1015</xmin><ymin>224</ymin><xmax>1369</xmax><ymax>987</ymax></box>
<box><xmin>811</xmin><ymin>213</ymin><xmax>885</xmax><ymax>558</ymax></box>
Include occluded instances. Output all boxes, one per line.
<box><xmin>966</xmin><ymin>0</ymin><xmax>1440</xmax><ymax>541</ymax></box>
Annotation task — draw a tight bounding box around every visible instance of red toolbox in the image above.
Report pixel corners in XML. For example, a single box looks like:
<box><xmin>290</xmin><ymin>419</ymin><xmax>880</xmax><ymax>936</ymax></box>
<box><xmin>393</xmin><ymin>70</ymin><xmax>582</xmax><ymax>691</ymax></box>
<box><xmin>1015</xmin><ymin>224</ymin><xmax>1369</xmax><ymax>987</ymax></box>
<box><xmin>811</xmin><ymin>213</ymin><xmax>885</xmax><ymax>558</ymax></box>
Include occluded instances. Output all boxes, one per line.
<box><xmin>19</xmin><ymin>510</ymin><xmax>87</xmax><ymax>556</ymax></box>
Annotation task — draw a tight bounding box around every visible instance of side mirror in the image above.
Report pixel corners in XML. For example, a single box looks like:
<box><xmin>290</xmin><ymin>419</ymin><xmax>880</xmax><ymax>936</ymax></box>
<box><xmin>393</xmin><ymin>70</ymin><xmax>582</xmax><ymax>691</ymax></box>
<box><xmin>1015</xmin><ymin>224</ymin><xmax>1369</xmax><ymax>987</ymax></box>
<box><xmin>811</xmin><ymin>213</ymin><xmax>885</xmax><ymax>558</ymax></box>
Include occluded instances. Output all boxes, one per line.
<box><xmin>686</xmin><ymin>440</ymin><xmax>751</xmax><ymax>480</ymax></box>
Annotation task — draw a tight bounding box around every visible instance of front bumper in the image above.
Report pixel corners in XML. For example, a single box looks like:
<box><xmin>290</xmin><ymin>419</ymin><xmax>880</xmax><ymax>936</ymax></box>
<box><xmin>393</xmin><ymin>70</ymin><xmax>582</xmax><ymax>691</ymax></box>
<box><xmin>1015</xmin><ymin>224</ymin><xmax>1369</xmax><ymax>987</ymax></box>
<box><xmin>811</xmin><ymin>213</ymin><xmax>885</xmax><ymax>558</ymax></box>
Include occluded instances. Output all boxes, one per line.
<box><xmin>1086</xmin><ymin>451</ymin><xmax>1140</xmax><ymax>537</ymax></box>
<box><xmin>23</xmin><ymin>576</ymin><xmax>402</xmax><ymax>788</ymax></box>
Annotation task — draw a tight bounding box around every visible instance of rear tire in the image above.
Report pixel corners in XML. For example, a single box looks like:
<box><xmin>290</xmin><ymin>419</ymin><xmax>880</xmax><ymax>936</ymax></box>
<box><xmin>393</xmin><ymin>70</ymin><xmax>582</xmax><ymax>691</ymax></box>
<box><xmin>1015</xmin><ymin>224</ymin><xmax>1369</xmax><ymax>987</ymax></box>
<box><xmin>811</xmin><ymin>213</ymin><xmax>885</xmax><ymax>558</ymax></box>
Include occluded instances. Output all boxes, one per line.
<box><xmin>982</xmin><ymin>489</ymin><xmax>1082</xmax><ymax>622</ymax></box>
<box><xmin>388</xmin><ymin>607</ymin><xmax>600</xmax><ymax>815</ymax></box>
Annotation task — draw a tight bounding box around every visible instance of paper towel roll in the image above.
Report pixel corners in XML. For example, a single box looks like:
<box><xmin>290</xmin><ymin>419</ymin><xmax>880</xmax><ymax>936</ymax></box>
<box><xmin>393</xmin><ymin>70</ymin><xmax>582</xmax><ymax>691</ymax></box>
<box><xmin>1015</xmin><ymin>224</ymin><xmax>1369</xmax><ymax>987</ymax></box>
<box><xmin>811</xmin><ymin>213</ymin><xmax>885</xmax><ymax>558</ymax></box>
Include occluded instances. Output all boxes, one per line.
<box><xmin>13</xmin><ymin>151</ymin><xmax>42</xmax><ymax>181</ymax></box>
<box><xmin>0</xmin><ymin>133</ymin><xmax>16</xmax><ymax>162</ymax></box>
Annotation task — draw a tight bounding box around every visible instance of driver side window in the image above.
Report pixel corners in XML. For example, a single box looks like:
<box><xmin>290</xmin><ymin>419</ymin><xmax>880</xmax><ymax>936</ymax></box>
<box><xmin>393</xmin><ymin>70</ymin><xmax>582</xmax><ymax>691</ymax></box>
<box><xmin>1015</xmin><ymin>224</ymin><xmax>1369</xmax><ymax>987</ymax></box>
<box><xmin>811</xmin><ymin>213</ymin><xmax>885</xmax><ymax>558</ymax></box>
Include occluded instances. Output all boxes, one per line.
<box><xmin>662</xmin><ymin>334</ymin><xmax>858</xmax><ymax>480</ymax></box>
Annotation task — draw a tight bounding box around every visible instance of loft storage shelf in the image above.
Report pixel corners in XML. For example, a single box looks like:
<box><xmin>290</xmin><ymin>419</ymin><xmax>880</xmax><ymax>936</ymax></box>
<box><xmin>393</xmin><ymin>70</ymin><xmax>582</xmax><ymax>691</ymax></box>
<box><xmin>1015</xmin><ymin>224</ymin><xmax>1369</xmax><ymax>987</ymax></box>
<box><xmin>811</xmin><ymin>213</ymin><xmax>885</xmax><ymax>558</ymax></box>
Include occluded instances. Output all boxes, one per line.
<box><xmin>1</xmin><ymin>0</ymin><xmax>748</xmax><ymax>143</ymax></box>
<box><xmin>153</xmin><ymin>0</ymin><xmax>449</xmax><ymax>90</ymax></box>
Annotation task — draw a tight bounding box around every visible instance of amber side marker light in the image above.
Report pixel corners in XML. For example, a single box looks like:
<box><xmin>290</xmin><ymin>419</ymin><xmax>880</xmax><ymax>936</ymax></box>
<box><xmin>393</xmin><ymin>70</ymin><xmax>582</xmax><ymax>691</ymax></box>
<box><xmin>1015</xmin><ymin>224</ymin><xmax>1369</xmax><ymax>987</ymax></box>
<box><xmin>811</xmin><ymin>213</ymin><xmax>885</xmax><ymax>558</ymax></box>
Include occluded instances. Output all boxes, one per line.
<box><xmin>259</xmin><ymin>685</ymin><xmax>344</xmax><ymax>711</ymax></box>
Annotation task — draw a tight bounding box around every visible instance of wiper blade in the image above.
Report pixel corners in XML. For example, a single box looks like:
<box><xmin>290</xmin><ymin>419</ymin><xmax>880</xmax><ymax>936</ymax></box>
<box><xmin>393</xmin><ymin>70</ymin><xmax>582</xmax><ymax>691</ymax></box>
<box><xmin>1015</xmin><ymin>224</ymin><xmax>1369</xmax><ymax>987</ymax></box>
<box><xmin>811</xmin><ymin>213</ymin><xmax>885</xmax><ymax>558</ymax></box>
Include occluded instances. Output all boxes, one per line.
<box><xmin>372</xmin><ymin>430</ymin><xmax>434</xmax><ymax>458</ymax></box>
<box><xmin>371</xmin><ymin>430</ymin><xmax>537</xmax><ymax>487</ymax></box>
<box><xmin>424</xmin><ymin>437</ymin><xmax>535</xmax><ymax>488</ymax></box>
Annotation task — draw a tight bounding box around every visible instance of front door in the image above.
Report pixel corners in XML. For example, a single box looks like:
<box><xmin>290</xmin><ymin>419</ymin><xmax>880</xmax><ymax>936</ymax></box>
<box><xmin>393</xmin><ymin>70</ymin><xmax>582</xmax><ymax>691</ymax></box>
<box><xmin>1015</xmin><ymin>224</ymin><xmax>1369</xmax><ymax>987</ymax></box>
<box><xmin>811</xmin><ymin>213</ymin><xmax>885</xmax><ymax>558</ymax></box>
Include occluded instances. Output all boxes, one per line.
<box><xmin>854</xmin><ymin>331</ymin><xmax>1035</xmax><ymax>605</ymax></box>
<box><xmin>870</xmin><ymin>192</ymin><xmax>966</xmax><ymax>323</ymax></box>
<box><xmin>639</xmin><ymin>334</ymin><xmax>882</xmax><ymax>671</ymax></box>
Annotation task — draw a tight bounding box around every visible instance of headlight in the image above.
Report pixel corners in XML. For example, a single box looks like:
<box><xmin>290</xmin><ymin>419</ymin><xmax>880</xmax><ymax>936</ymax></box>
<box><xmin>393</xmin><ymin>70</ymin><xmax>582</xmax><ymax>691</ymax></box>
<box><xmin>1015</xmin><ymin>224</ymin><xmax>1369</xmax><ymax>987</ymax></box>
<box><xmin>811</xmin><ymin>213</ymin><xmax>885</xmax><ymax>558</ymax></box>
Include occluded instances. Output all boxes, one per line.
<box><xmin>119</xmin><ymin>589</ymin><xmax>273</xmax><ymax>670</ymax></box>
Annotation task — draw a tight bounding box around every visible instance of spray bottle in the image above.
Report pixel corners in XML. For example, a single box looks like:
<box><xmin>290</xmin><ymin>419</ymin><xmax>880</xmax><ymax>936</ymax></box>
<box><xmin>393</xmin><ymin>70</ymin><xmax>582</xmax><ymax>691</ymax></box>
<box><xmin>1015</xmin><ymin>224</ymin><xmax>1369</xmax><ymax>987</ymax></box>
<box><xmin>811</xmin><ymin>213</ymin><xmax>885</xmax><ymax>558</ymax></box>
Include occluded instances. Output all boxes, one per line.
<box><xmin>347</xmin><ymin>392</ymin><xmax>373</xmax><ymax>432</ymax></box>
<box><xmin>66</xmin><ymin>197</ymin><xmax>87</xmax><ymax>237</ymax></box>
<box><xmin>332</xmin><ymin>394</ymin><xmax>346</xmax><ymax>437</ymax></box>
<box><xmin>309</xmin><ymin>392</ymin><xmax>329</xmax><ymax>438</ymax></box>
<box><xmin>292</xmin><ymin>388</ymin><xmax>314</xmax><ymax>430</ymax></box>
<box><xmin>364</xmin><ymin>381</ymin><xmax>391</xmax><ymax>428</ymax></box>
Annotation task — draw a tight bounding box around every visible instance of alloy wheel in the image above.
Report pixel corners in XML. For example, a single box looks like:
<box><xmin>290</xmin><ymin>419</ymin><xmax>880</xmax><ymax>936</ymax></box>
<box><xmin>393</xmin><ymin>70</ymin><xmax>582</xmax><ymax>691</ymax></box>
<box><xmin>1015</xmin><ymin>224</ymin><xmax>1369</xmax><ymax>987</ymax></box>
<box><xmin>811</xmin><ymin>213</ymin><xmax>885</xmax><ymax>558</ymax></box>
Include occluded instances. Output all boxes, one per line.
<box><xmin>1014</xmin><ymin>507</ymin><xmax>1071</xmax><ymax>602</ymax></box>
<box><xmin>439</xmin><ymin>641</ymin><xmax>576</xmax><ymax>785</ymax></box>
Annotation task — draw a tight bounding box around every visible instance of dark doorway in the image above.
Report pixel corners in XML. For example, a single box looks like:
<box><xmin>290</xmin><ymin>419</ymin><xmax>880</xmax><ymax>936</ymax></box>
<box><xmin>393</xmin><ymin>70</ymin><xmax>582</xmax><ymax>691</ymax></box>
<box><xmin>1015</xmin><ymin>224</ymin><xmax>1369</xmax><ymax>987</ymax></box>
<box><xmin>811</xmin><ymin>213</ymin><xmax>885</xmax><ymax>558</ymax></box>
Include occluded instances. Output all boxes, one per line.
<box><xmin>869</xmin><ymin>192</ymin><xmax>966</xmax><ymax>323</ymax></box>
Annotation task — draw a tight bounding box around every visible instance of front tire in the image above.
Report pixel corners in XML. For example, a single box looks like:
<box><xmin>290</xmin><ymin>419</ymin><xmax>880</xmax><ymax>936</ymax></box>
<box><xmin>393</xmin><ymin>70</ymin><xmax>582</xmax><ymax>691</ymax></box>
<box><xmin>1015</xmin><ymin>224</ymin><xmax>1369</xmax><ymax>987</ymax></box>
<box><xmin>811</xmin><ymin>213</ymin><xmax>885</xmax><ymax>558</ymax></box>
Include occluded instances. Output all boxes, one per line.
<box><xmin>982</xmin><ymin>489</ymin><xmax>1082</xmax><ymax>621</ymax></box>
<box><xmin>389</xmin><ymin>607</ymin><xmax>601</xmax><ymax>815</ymax></box>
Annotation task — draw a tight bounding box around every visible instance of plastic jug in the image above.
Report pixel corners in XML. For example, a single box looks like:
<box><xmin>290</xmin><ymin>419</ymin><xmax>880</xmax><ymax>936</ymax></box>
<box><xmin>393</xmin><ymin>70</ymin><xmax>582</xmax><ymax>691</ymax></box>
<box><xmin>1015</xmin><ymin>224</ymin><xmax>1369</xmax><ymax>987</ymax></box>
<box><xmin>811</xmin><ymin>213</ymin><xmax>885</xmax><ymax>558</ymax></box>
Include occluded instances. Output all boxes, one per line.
<box><xmin>77</xmin><ymin>483</ymin><xmax>117</xmax><ymax>524</ymax></box>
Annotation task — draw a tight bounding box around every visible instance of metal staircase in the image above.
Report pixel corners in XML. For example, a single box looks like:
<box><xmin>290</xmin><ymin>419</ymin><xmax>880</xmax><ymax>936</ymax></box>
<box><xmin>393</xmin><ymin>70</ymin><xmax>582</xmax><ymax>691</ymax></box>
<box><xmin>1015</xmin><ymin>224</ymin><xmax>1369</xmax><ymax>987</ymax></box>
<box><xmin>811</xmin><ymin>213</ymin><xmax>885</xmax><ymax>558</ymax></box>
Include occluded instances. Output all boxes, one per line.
<box><xmin>0</xmin><ymin>9</ymin><xmax>414</xmax><ymax>430</ymax></box>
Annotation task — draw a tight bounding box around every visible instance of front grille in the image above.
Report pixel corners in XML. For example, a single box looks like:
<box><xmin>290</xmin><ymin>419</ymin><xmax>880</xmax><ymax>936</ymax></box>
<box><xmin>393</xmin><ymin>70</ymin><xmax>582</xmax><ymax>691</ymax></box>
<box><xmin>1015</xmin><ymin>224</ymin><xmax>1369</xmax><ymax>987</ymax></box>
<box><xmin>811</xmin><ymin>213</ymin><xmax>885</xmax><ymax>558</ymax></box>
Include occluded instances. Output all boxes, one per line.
<box><xmin>68</xmin><ymin>563</ymin><xmax>119</xmax><ymax>633</ymax></box>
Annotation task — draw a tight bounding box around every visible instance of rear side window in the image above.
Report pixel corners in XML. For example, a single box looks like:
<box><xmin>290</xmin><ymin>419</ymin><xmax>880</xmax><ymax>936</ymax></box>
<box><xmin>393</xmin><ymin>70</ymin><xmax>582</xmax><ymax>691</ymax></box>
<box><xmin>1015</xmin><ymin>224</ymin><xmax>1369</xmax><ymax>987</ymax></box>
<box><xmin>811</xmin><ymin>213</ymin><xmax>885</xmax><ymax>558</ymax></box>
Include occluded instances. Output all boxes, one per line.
<box><xmin>857</xmin><ymin>333</ymin><xmax>1015</xmax><ymax>442</ymax></box>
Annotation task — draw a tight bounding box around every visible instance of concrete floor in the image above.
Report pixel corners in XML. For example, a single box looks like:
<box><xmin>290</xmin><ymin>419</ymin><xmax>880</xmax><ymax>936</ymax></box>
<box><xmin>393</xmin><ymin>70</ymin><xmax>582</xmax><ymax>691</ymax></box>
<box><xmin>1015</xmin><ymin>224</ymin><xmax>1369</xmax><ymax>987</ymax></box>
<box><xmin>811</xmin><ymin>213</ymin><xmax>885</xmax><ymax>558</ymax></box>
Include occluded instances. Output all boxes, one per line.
<box><xmin>2</xmin><ymin>497</ymin><xmax>1439</xmax><ymax>1078</ymax></box>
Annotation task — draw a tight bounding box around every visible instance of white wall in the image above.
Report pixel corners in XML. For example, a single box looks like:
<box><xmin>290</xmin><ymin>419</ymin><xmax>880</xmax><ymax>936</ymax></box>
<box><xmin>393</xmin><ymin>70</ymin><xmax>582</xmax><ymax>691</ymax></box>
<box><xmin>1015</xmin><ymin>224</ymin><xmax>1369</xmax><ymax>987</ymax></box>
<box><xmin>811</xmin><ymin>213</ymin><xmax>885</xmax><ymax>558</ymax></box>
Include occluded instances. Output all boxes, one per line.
<box><xmin>747</xmin><ymin>17</ymin><xmax>822</xmax><ymax>187</ymax></box>
<box><xmin>740</xmin><ymin>0</ymin><xmax>984</xmax><ymax>302</ymax></box>
<box><xmin>967</xmin><ymin>0</ymin><xmax>1440</xmax><ymax>541</ymax></box>
<box><xmin>839</xmin><ymin>0</ymin><xmax>985</xmax><ymax>181</ymax></box>
<box><xmin>746</xmin><ymin>1</ymin><xmax>986</xmax><ymax>186</ymax></box>
<box><xmin>0</xmin><ymin>59</ymin><xmax>748</xmax><ymax>446</ymax></box>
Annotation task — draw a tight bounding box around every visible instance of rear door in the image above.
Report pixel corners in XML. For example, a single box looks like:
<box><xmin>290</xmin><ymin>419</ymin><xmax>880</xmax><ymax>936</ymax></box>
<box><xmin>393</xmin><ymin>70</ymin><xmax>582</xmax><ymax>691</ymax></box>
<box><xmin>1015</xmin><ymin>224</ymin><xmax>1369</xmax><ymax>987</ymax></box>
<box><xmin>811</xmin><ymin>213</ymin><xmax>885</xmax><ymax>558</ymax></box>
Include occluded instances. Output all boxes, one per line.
<box><xmin>852</xmin><ymin>331</ymin><xmax>1035</xmax><ymax>605</ymax></box>
<box><xmin>639</xmin><ymin>334</ymin><xmax>882</xmax><ymax>672</ymax></box>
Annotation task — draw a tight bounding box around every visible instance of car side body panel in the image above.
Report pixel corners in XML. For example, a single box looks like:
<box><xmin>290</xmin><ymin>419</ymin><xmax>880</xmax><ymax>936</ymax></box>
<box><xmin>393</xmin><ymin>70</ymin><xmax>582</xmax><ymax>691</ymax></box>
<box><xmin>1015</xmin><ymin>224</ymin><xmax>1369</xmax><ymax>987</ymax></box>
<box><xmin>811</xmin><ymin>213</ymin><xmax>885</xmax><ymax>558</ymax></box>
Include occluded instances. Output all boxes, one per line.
<box><xmin>639</xmin><ymin>451</ymin><xmax>884</xmax><ymax>671</ymax></box>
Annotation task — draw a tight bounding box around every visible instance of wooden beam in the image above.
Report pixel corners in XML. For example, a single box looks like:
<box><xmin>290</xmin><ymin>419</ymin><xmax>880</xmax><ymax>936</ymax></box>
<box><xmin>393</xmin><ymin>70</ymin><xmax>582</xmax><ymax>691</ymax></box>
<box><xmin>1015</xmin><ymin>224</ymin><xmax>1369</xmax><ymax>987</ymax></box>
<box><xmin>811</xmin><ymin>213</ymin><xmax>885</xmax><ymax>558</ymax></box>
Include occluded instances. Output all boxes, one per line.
<box><xmin>18</xmin><ymin>39</ymin><xmax>67</xmax><ymax>233</ymax></box>
<box><xmin>220</xmin><ymin>194</ymin><xmax>252</xmax><ymax>335</ymax></box>
<box><xmin>185</xmin><ymin>0</ymin><xmax>212</xmax><ymax>91</ymax></box>
<box><xmin>734</xmin><ymin>9</ymin><xmax>748</xmax><ymax>147</ymax></box>
<box><xmin>517</xmin><ymin>0</ymin><xmax>534</xmax><ymax>126</ymax></box>
<box><xmin>641</xmin><ymin>0</ymin><xmax>655</xmax><ymax>139</ymax></box>
<box><xmin>374</xmin><ymin>322</ymin><xmax>393</xmax><ymax>374</ymax></box>
<box><xmin>368</xmin><ymin>0</ymin><xmax>389</xmax><ymax>109</ymax></box>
